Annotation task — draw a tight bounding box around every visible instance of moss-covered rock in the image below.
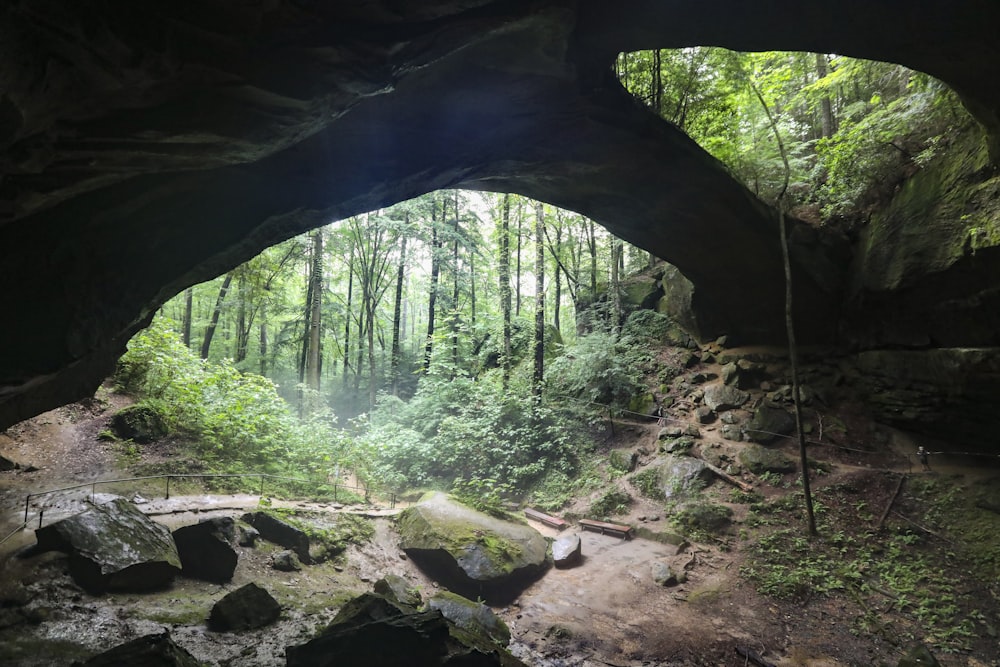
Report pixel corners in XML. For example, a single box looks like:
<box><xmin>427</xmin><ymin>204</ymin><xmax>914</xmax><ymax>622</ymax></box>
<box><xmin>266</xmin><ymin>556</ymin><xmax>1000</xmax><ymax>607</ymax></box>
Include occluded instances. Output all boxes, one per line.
<box><xmin>672</xmin><ymin>502</ymin><xmax>732</xmax><ymax>535</ymax></box>
<box><xmin>397</xmin><ymin>493</ymin><xmax>548</xmax><ymax>602</ymax></box>
<box><xmin>427</xmin><ymin>591</ymin><xmax>510</xmax><ymax>646</ymax></box>
<box><xmin>34</xmin><ymin>498</ymin><xmax>180</xmax><ymax>594</ymax></box>
<box><xmin>745</xmin><ymin>406</ymin><xmax>795</xmax><ymax>444</ymax></box>
<box><xmin>738</xmin><ymin>443</ymin><xmax>797</xmax><ymax>475</ymax></box>
<box><xmin>631</xmin><ymin>455</ymin><xmax>713</xmax><ymax>502</ymax></box>
<box><xmin>109</xmin><ymin>403</ymin><xmax>167</xmax><ymax>443</ymax></box>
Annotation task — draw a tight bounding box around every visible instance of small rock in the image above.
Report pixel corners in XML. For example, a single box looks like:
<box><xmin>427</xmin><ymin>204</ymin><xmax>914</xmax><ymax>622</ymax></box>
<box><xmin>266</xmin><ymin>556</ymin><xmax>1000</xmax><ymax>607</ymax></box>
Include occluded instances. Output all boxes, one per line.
<box><xmin>237</xmin><ymin>525</ymin><xmax>260</xmax><ymax>547</ymax></box>
<box><xmin>652</xmin><ymin>561</ymin><xmax>678</xmax><ymax>586</ymax></box>
<box><xmin>552</xmin><ymin>534</ymin><xmax>582</xmax><ymax>569</ymax></box>
<box><xmin>271</xmin><ymin>550</ymin><xmax>302</xmax><ymax>572</ymax></box>
<box><xmin>374</xmin><ymin>574</ymin><xmax>422</xmax><ymax>608</ymax></box>
<box><xmin>695</xmin><ymin>406</ymin><xmax>715</xmax><ymax>424</ymax></box>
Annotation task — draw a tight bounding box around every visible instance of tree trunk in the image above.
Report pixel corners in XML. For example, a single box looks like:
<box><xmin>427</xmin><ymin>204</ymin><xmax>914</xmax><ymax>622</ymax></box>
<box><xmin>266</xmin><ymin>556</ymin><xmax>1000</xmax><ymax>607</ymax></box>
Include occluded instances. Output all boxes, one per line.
<box><xmin>533</xmin><ymin>201</ymin><xmax>545</xmax><ymax>398</ymax></box>
<box><xmin>423</xmin><ymin>195</ymin><xmax>441</xmax><ymax>373</ymax></box>
<box><xmin>587</xmin><ymin>219</ymin><xmax>598</xmax><ymax>296</ymax></box>
<box><xmin>500</xmin><ymin>193</ymin><xmax>512</xmax><ymax>392</ymax></box>
<box><xmin>305</xmin><ymin>228</ymin><xmax>324</xmax><ymax>393</ymax></box>
<box><xmin>552</xmin><ymin>212</ymin><xmax>563</xmax><ymax>333</ymax></box>
<box><xmin>182</xmin><ymin>288</ymin><xmax>193</xmax><ymax>348</ymax></box>
<box><xmin>259</xmin><ymin>320</ymin><xmax>268</xmax><ymax>376</ymax></box>
<box><xmin>816</xmin><ymin>53</ymin><xmax>834</xmax><ymax>139</ymax></box>
<box><xmin>515</xmin><ymin>198</ymin><xmax>523</xmax><ymax>317</ymax></box>
<box><xmin>390</xmin><ymin>225</ymin><xmax>408</xmax><ymax>397</ymax></box>
<box><xmin>610</xmin><ymin>237</ymin><xmax>622</xmax><ymax>335</ymax></box>
<box><xmin>200</xmin><ymin>272</ymin><xmax>233</xmax><ymax>360</ymax></box>
<box><xmin>342</xmin><ymin>240</ymin><xmax>355</xmax><ymax>389</ymax></box>
<box><xmin>235</xmin><ymin>272</ymin><xmax>248</xmax><ymax>362</ymax></box>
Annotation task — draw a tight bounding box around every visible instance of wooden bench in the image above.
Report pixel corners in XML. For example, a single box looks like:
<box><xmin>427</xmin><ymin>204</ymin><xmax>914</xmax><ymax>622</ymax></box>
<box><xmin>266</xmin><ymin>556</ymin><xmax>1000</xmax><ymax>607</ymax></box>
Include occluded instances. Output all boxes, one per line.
<box><xmin>524</xmin><ymin>507</ymin><xmax>568</xmax><ymax>530</ymax></box>
<box><xmin>578</xmin><ymin>518</ymin><xmax>633</xmax><ymax>539</ymax></box>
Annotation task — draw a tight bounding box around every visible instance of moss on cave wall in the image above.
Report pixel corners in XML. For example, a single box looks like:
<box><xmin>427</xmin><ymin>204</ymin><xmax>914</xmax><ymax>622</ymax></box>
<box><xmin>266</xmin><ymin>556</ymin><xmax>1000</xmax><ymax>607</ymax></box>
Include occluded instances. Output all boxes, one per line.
<box><xmin>855</xmin><ymin>130</ymin><xmax>999</xmax><ymax>293</ymax></box>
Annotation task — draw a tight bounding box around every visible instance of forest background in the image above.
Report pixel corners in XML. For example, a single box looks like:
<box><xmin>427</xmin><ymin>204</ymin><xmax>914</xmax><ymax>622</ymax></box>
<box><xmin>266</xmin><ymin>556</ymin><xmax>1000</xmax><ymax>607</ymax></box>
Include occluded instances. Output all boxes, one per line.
<box><xmin>113</xmin><ymin>47</ymin><xmax>975</xmax><ymax>508</ymax></box>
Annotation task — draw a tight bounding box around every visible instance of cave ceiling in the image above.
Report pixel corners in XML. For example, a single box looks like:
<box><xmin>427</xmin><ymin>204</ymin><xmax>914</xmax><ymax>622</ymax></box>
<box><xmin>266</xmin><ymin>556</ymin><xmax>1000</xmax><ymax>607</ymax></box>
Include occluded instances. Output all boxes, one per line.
<box><xmin>1</xmin><ymin>0</ymin><xmax>999</xmax><ymax>430</ymax></box>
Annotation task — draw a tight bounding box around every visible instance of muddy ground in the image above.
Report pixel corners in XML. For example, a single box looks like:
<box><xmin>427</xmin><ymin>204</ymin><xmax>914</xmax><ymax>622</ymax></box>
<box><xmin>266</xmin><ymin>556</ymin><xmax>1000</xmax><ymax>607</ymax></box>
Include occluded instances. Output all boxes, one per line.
<box><xmin>1</xmin><ymin>388</ymin><xmax>999</xmax><ymax>666</ymax></box>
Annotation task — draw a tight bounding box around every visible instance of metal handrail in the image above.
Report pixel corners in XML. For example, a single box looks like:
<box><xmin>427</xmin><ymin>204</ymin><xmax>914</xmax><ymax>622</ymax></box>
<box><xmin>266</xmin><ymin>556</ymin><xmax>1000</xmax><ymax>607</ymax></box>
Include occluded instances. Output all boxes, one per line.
<box><xmin>15</xmin><ymin>472</ymin><xmax>396</xmax><ymax>535</ymax></box>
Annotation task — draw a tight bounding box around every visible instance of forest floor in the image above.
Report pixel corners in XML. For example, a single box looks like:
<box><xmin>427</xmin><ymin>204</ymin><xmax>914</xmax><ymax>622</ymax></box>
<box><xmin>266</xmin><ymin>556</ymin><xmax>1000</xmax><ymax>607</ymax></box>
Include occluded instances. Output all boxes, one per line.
<box><xmin>1</xmin><ymin>377</ymin><xmax>1000</xmax><ymax>667</ymax></box>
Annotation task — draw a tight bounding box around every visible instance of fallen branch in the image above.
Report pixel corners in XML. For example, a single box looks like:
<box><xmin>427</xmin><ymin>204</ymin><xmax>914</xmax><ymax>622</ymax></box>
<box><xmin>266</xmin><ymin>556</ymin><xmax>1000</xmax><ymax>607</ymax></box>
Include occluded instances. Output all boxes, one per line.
<box><xmin>702</xmin><ymin>461</ymin><xmax>753</xmax><ymax>492</ymax></box>
<box><xmin>876</xmin><ymin>473</ymin><xmax>906</xmax><ymax>529</ymax></box>
<box><xmin>735</xmin><ymin>645</ymin><xmax>777</xmax><ymax>667</ymax></box>
<box><xmin>891</xmin><ymin>510</ymin><xmax>956</xmax><ymax>546</ymax></box>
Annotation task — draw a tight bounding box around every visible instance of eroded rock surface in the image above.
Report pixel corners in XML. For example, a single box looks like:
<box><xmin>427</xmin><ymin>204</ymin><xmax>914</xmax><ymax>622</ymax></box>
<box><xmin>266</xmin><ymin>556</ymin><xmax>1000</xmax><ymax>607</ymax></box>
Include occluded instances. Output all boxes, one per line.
<box><xmin>397</xmin><ymin>493</ymin><xmax>548</xmax><ymax>602</ymax></box>
<box><xmin>33</xmin><ymin>498</ymin><xmax>180</xmax><ymax>594</ymax></box>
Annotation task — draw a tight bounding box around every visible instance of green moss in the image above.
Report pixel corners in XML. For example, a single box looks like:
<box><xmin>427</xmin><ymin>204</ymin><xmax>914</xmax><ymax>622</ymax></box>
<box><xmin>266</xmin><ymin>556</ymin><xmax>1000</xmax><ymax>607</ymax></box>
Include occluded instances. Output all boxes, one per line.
<box><xmin>588</xmin><ymin>489</ymin><xmax>631</xmax><ymax>519</ymax></box>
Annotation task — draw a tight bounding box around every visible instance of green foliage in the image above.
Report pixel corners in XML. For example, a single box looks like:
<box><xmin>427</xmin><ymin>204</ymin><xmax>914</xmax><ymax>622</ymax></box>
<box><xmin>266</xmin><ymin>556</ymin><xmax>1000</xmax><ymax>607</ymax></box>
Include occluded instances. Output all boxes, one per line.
<box><xmin>607</xmin><ymin>450</ymin><xmax>633</xmax><ymax>475</ymax></box>
<box><xmin>451</xmin><ymin>477</ymin><xmax>514</xmax><ymax>519</ymax></box>
<box><xmin>356</xmin><ymin>374</ymin><xmax>592</xmax><ymax>494</ymax></box>
<box><xmin>631</xmin><ymin>467</ymin><xmax>665</xmax><ymax>501</ymax></box>
<box><xmin>588</xmin><ymin>489</ymin><xmax>632</xmax><ymax>519</ymax></box>
<box><xmin>546</xmin><ymin>330</ymin><xmax>646</xmax><ymax>408</ymax></box>
<box><xmin>671</xmin><ymin>502</ymin><xmax>732</xmax><ymax>538</ymax></box>
<box><xmin>115</xmin><ymin>318</ymin><xmax>351</xmax><ymax>476</ymax></box>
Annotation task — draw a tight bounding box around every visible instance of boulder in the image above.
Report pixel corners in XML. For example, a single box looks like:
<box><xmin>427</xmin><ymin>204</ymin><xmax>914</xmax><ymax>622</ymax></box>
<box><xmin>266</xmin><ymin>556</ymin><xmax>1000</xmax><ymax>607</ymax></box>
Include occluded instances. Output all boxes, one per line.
<box><xmin>34</xmin><ymin>498</ymin><xmax>180</xmax><ymax>594</ymax></box>
<box><xmin>286</xmin><ymin>592</ymin><xmax>527</xmax><ymax>667</ymax></box>
<box><xmin>551</xmin><ymin>534</ymin><xmax>582</xmax><ymax>569</ymax></box>
<box><xmin>702</xmin><ymin>384</ymin><xmax>749</xmax><ymax>411</ymax></box>
<box><xmin>374</xmin><ymin>574</ymin><xmax>423</xmax><ymax>609</ymax></box>
<box><xmin>397</xmin><ymin>493</ymin><xmax>548</xmax><ymax>602</ymax></box>
<box><xmin>78</xmin><ymin>631</ymin><xmax>200</xmax><ymax>666</ymax></box>
<box><xmin>109</xmin><ymin>404</ymin><xmax>167</xmax><ymax>443</ymax></box>
<box><xmin>427</xmin><ymin>590</ymin><xmax>511</xmax><ymax>646</ymax></box>
<box><xmin>651</xmin><ymin>561</ymin><xmax>683</xmax><ymax>586</ymax></box>
<box><xmin>745</xmin><ymin>406</ymin><xmax>796</xmax><ymax>443</ymax></box>
<box><xmin>695</xmin><ymin>406</ymin><xmax>715</xmax><ymax>423</ymax></box>
<box><xmin>237</xmin><ymin>524</ymin><xmax>260</xmax><ymax>547</ymax></box>
<box><xmin>208</xmin><ymin>583</ymin><xmax>281</xmax><ymax>632</ymax></box>
<box><xmin>636</xmin><ymin>455</ymin><xmax>714</xmax><ymax>502</ymax></box>
<box><xmin>738</xmin><ymin>444</ymin><xmax>797</xmax><ymax>475</ymax></box>
<box><xmin>271</xmin><ymin>550</ymin><xmax>301</xmax><ymax>572</ymax></box>
<box><xmin>0</xmin><ymin>454</ymin><xmax>18</xmax><ymax>471</ymax></box>
<box><xmin>241</xmin><ymin>511</ymin><xmax>310</xmax><ymax>562</ymax></box>
<box><xmin>172</xmin><ymin>517</ymin><xmax>238</xmax><ymax>583</ymax></box>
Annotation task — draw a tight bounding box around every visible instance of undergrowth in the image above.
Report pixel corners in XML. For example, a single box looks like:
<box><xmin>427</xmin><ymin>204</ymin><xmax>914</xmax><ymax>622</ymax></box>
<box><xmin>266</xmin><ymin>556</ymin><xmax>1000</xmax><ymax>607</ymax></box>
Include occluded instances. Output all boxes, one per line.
<box><xmin>741</xmin><ymin>477</ymin><xmax>997</xmax><ymax>652</ymax></box>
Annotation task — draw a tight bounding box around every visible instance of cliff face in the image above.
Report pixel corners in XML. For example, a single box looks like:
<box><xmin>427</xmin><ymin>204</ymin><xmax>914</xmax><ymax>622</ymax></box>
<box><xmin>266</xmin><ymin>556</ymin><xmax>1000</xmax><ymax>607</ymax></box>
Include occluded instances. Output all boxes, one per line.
<box><xmin>1</xmin><ymin>1</ymin><xmax>1000</xmax><ymax>436</ymax></box>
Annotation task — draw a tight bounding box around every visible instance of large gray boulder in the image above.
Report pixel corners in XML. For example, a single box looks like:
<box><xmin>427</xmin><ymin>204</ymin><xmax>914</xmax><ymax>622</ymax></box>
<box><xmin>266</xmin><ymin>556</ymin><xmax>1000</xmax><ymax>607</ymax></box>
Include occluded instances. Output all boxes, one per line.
<box><xmin>374</xmin><ymin>574</ymin><xmax>423</xmax><ymax>609</ymax></box>
<box><xmin>241</xmin><ymin>511</ymin><xmax>310</xmax><ymax>562</ymax></box>
<box><xmin>702</xmin><ymin>384</ymin><xmax>750</xmax><ymax>411</ymax></box>
<box><xmin>208</xmin><ymin>583</ymin><xmax>281</xmax><ymax>632</ymax></box>
<box><xmin>634</xmin><ymin>455</ymin><xmax>714</xmax><ymax>501</ymax></box>
<box><xmin>172</xmin><ymin>517</ymin><xmax>238</xmax><ymax>583</ymax></box>
<box><xmin>286</xmin><ymin>592</ymin><xmax>526</xmax><ymax>667</ymax></box>
<box><xmin>745</xmin><ymin>405</ymin><xmax>795</xmax><ymax>443</ymax></box>
<box><xmin>427</xmin><ymin>591</ymin><xmax>511</xmax><ymax>646</ymax></box>
<box><xmin>34</xmin><ymin>498</ymin><xmax>180</xmax><ymax>594</ymax></box>
<box><xmin>738</xmin><ymin>443</ymin><xmax>797</xmax><ymax>475</ymax></box>
<box><xmin>397</xmin><ymin>493</ymin><xmax>548</xmax><ymax>602</ymax></box>
<box><xmin>79</xmin><ymin>631</ymin><xmax>200</xmax><ymax>666</ymax></box>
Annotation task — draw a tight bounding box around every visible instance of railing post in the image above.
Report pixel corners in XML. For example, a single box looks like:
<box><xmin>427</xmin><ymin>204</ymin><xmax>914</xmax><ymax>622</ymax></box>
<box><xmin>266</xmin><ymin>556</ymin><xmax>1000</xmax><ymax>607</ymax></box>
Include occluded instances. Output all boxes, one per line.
<box><xmin>91</xmin><ymin>482</ymin><xmax>96</xmax><ymax>504</ymax></box>
<box><xmin>37</xmin><ymin>509</ymin><xmax>44</xmax><ymax>529</ymax></box>
<box><xmin>165</xmin><ymin>475</ymin><xmax>170</xmax><ymax>500</ymax></box>
<box><xmin>24</xmin><ymin>495</ymin><xmax>30</xmax><ymax>526</ymax></box>
<box><xmin>259</xmin><ymin>475</ymin><xmax>265</xmax><ymax>498</ymax></box>
<box><xmin>333</xmin><ymin>483</ymin><xmax>338</xmax><ymax>502</ymax></box>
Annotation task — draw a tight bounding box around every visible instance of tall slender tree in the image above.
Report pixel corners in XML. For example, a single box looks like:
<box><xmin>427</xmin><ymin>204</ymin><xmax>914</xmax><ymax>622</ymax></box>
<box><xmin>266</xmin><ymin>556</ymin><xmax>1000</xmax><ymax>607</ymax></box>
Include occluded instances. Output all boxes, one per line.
<box><xmin>201</xmin><ymin>271</ymin><xmax>234</xmax><ymax>360</ymax></box>
<box><xmin>499</xmin><ymin>193</ymin><xmax>513</xmax><ymax>392</ymax></box>
<box><xmin>533</xmin><ymin>201</ymin><xmax>545</xmax><ymax>398</ymax></box>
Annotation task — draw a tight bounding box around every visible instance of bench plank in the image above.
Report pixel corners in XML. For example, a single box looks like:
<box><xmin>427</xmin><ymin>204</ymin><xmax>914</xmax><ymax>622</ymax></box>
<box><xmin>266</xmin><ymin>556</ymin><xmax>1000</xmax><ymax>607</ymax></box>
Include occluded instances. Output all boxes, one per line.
<box><xmin>524</xmin><ymin>507</ymin><xmax>568</xmax><ymax>530</ymax></box>
<box><xmin>579</xmin><ymin>518</ymin><xmax>632</xmax><ymax>539</ymax></box>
